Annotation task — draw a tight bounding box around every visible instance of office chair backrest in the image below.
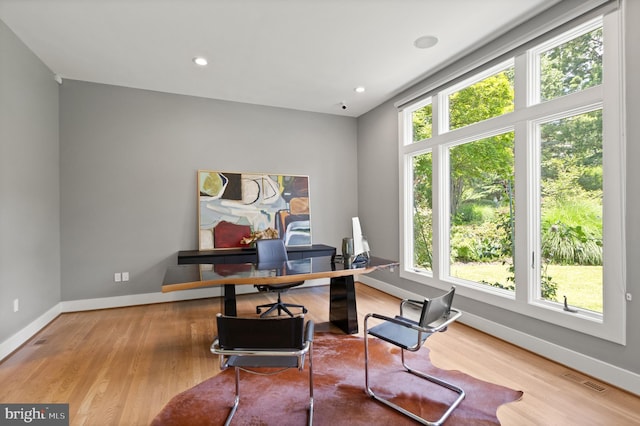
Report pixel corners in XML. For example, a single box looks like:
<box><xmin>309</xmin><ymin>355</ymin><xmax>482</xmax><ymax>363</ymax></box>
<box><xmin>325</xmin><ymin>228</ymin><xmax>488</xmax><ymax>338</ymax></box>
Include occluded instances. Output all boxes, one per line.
<box><xmin>216</xmin><ymin>315</ymin><xmax>305</xmax><ymax>350</ymax></box>
<box><xmin>256</xmin><ymin>238</ymin><xmax>289</xmax><ymax>264</ymax></box>
<box><xmin>418</xmin><ymin>286</ymin><xmax>455</xmax><ymax>328</ymax></box>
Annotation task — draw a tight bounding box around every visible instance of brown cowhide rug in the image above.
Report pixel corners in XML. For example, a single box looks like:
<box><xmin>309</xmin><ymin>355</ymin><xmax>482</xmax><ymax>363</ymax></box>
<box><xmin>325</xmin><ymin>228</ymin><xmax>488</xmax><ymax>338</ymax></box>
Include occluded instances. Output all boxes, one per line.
<box><xmin>152</xmin><ymin>332</ymin><xmax>522</xmax><ymax>425</ymax></box>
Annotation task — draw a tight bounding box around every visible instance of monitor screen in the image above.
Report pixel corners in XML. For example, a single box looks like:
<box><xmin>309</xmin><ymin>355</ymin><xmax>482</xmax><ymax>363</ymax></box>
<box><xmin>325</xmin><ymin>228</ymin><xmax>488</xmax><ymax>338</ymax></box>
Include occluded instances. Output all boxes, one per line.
<box><xmin>352</xmin><ymin>217</ymin><xmax>369</xmax><ymax>261</ymax></box>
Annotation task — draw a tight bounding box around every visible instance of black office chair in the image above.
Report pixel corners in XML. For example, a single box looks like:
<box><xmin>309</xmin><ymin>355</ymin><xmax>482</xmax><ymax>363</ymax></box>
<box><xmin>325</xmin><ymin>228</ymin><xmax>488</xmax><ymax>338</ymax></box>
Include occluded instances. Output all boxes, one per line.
<box><xmin>254</xmin><ymin>238</ymin><xmax>308</xmax><ymax>317</ymax></box>
<box><xmin>211</xmin><ymin>314</ymin><xmax>315</xmax><ymax>426</ymax></box>
<box><xmin>364</xmin><ymin>286</ymin><xmax>464</xmax><ymax>426</ymax></box>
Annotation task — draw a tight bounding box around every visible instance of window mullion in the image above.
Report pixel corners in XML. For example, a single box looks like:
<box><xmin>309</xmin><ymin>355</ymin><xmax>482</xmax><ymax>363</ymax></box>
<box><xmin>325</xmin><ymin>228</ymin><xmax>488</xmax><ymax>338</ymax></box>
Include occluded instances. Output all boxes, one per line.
<box><xmin>436</xmin><ymin>91</ymin><xmax>448</xmax><ymax>135</ymax></box>
<box><xmin>431</xmin><ymin>95</ymin><xmax>443</xmax><ymax>278</ymax></box>
<box><xmin>432</xmin><ymin>143</ymin><xmax>446</xmax><ymax>281</ymax></box>
<box><xmin>525</xmin><ymin>119</ymin><xmax>542</xmax><ymax>305</ymax></box>
<box><xmin>514</xmin><ymin>49</ymin><xmax>532</xmax><ymax>305</ymax></box>
<box><xmin>399</xmin><ymin>110</ymin><xmax>413</xmax><ymax>273</ymax></box>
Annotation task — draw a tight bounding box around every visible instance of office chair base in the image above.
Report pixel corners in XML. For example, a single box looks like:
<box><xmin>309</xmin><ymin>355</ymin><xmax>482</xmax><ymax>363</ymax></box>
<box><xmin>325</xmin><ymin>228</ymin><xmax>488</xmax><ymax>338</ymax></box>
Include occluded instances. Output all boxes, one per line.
<box><xmin>256</xmin><ymin>293</ymin><xmax>307</xmax><ymax>317</ymax></box>
<box><xmin>365</xmin><ymin>348</ymin><xmax>465</xmax><ymax>426</ymax></box>
<box><xmin>365</xmin><ymin>367</ymin><xmax>465</xmax><ymax>426</ymax></box>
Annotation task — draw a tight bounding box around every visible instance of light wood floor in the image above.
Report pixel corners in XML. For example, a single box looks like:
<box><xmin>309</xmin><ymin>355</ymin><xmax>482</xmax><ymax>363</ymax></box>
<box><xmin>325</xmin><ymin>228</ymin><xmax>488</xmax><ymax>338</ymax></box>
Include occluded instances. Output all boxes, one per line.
<box><xmin>1</xmin><ymin>283</ymin><xmax>639</xmax><ymax>425</ymax></box>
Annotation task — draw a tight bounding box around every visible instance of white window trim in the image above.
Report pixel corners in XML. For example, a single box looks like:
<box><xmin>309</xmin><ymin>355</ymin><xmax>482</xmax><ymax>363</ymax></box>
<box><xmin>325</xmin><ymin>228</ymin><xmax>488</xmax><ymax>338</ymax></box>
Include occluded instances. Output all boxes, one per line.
<box><xmin>399</xmin><ymin>10</ymin><xmax>626</xmax><ymax>344</ymax></box>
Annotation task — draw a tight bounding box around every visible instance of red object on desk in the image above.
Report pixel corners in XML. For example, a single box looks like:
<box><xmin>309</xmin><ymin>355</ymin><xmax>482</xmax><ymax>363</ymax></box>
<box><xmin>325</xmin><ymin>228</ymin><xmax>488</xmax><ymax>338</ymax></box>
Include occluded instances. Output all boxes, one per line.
<box><xmin>214</xmin><ymin>221</ymin><xmax>251</xmax><ymax>248</ymax></box>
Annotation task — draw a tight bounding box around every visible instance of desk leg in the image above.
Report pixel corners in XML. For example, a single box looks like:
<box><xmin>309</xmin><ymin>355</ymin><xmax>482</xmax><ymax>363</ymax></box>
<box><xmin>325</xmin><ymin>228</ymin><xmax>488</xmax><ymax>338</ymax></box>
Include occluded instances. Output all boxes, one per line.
<box><xmin>223</xmin><ymin>284</ymin><xmax>237</xmax><ymax>316</ymax></box>
<box><xmin>329</xmin><ymin>274</ymin><xmax>358</xmax><ymax>334</ymax></box>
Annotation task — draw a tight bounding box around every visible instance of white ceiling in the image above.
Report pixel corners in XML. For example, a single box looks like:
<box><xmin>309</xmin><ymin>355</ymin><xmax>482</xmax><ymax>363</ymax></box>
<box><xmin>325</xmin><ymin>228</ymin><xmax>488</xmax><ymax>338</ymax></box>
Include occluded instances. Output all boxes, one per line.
<box><xmin>0</xmin><ymin>0</ymin><xmax>560</xmax><ymax>117</ymax></box>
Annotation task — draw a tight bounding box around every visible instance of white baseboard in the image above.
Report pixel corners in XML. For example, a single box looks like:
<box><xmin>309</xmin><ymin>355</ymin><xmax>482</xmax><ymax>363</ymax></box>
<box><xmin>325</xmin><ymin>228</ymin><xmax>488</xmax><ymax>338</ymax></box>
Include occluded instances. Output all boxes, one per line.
<box><xmin>359</xmin><ymin>275</ymin><xmax>640</xmax><ymax>397</ymax></box>
<box><xmin>60</xmin><ymin>287</ymin><xmax>224</xmax><ymax>312</ymax></box>
<box><xmin>0</xmin><ymin>304</ymin><xmax>62</xmax><ymax>361</ymax></box>
<box><xmin>60</xmin><ymin>278</ymin><xmax>327</xmax><ymax>312</ymax></box>
<box><xmin>0</xmin><ymin>278</ymin><xmax>328</xmax><ymax>362</ymax></box>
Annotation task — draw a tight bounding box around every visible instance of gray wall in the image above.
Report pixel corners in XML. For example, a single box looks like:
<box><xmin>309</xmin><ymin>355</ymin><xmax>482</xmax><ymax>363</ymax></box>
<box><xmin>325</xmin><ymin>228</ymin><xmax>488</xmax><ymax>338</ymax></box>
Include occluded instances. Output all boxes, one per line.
<box><xmin>357</xmin><ymin>0</ymin><xmax>640</xmax><ymax>375</ymax></box>
<box><xmin>59</xmin><ymin>80</ymin><xmax>358</xmax><ymax>301</ymax></box>
<box><xmin>0</xmin><ymin>20</ymin><xmax>60</xmax><ymax>343</ymax></box>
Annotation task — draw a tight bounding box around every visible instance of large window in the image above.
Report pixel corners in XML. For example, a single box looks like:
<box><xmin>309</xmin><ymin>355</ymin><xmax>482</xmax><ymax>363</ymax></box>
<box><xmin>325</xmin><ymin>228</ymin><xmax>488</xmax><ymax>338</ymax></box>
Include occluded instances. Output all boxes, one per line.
<box><xmin>399</xmin><ymin>13</ymin><xmax>625</xmax><ymax>343</ymax></box>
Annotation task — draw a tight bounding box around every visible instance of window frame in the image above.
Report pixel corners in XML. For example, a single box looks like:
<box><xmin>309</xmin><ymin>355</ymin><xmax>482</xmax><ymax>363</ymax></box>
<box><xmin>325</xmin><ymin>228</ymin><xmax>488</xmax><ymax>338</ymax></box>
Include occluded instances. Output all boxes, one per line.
<box><xmin>440</xmin><ymin>127</ymin><xmax>516</xmax><ymax>291</ymax></box>
<box><xmin>398</xmin><ymin>12</ymin><xmax>626</xmax><ymax>344</ymax></box>
<box><xmin>439</xmin><ymin>59</ymin><xmax>515</xmax><ymax>134</ymax></box>
<box><xmin>405</xmin><ymin>96</ymin><xmax>433</xmax><ymax>145</ymax></box>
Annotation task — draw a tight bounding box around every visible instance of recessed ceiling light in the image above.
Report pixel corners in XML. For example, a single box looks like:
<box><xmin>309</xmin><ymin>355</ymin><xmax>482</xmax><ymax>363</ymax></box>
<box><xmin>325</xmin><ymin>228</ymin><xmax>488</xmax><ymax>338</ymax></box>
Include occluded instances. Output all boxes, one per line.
<box><xmin>414</xmin><ymin>35</ymin><xmax>439</xmax><ymax>49</ymax></box>
<box><xmin>193</xmin><ymin>56</ymin><xmax>208</xmax><ymax>66</ymax></box>
<box><xmin>354</xmin><ymin>86</ymin><xmax>366</xmax><ymax>93</ymax></box>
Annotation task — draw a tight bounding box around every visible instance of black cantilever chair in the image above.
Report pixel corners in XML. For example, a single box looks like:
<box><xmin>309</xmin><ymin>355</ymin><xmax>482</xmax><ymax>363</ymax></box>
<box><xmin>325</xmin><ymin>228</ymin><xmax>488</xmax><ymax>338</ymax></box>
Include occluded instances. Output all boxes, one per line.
<box><xmin>254</xmin><ymin>238</ymin><xmax>308</xmax><ymax>317</ymax></box>
<box><xmin>364</xmin><ymin>286</ymin><xmax>464</xmax><ymax>426</ymax></box>
<box><xmin>211</xmin><ymin>314</ymin><xmax>314</xmax><ymax>426</ymax></box>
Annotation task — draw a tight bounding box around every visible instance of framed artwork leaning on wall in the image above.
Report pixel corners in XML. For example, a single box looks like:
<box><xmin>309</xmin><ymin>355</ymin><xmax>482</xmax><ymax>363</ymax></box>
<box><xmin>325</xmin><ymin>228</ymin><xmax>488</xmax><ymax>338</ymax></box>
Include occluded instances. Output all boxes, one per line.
<box><xmin>197</xmin><ymin>170</ymin><xmax>312</xmax><ymax>250</ymax></box>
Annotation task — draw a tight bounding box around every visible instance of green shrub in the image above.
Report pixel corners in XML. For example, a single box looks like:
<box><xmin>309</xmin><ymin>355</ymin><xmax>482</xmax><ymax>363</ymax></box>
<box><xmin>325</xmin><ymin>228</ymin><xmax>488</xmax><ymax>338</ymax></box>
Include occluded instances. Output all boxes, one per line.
<box><xmin>450</xmin><ymin>219</ymin><xmax>509</xmax><ymax>262</ymax></box>
<box><xmin>453</xmin><ymin>202</ymin><xmax>496</xmax><ymax>225</ymax></box>
<box><xmin>542</xmin><ymin>197</ymin><xmax>602</xmax><ymax>265</ymax></box>
<box><xmin>542</xmin><ymin>223</ymin><xmax>602</xmax><ymax>265</ymax></box>
<box><xmin>577</xmin><ymin>166</ymin><xmax>602</xmax><ymax>192</ymax></box>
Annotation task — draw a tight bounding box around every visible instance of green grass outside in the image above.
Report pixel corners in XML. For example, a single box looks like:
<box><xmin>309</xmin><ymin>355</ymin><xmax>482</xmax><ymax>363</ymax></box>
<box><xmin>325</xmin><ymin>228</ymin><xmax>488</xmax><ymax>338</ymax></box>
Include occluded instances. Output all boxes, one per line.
<box><xmin>450</xmin><ymin>262</ymin><xmax>603</xmax><ymax>312</ymax></box>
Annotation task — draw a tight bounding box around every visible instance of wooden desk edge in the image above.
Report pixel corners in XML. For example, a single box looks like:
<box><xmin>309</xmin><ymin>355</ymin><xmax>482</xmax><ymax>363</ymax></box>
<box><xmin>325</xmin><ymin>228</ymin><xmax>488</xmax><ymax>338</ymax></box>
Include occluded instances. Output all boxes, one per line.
<box><xmin>161</xmin><ymin>262</ymin><xmax>398</xmax><ymax>293</ymax></box>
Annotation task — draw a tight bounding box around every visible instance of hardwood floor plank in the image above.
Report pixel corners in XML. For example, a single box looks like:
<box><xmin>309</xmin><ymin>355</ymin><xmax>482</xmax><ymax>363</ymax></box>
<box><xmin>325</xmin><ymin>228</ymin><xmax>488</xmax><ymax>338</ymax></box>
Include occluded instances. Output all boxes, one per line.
<box><xmin>0</xmin><ymin>283</ymin><xmax>638</xmax><ymax>425</ymax></box>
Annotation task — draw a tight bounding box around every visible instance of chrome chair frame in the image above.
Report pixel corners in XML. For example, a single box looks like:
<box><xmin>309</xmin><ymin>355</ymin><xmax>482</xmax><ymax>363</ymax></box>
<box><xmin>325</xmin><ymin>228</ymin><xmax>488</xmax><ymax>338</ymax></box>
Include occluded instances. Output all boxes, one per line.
<box><xmin>364</xmin><ymin>287</ymin><xmax>464</xmax><ymax>426</ymax></box>
<box><xmin>211</xmin><ymin>314</ymin><xmax>314</xmax><ymax>426</ymax></box>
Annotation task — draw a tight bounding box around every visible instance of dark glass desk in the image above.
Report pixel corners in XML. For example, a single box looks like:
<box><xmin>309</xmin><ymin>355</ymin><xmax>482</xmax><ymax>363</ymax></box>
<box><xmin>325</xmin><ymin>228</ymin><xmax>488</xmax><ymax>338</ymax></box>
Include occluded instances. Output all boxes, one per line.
<box><xmin>162</xmin><ymin>256</ymin><xmax>398</xmax><ymax>334</ymax></box>
<box><xmin>177</xmin><ymin>244</ymin><xmax>336</xmax><ymax>264</ymax></box>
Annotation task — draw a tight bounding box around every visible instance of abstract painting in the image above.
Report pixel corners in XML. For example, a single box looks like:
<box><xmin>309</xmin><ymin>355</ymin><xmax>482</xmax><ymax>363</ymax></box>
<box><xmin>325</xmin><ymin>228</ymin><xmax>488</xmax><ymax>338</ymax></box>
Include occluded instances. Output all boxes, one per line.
<box><xmin>198</xmin><ymin>170</ymin><xmax>311</xmax><ymax>249</ymax></box>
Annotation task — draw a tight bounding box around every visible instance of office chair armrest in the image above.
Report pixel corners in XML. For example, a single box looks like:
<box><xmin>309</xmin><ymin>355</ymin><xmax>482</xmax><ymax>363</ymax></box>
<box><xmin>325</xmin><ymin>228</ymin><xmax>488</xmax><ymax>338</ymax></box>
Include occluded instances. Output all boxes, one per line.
<box><xmin>304</xmin><ymin>320</ymin><xmax>315</xmax><ymax>343</ymax></box>
<box><xmin>211</xmin><ymin>342</ymin><xmax>311</xmax><ymax>358</ymax></box>
<box><xmin>365</xmin><ymin>309</ymin><xmax>462</xmax><ymax>335</ymax></box>
<box><xmin>365</xmin><ymin>312</ymin><xmax>426</xmax><ymax>337</ymax></box>
<box><xmin>211</xmin><ymin>341</ymin><xmax>312</xmax><ymax>371</ymax></box>
<box><xmin>420</xmin><ymin>308</ymin><xmax>462</xmax><ymax>333</ymax></box>
<box><xmin>211</xmin><ymin>338</ymin><xmax>227</xmax><ymax>370</ymax></box>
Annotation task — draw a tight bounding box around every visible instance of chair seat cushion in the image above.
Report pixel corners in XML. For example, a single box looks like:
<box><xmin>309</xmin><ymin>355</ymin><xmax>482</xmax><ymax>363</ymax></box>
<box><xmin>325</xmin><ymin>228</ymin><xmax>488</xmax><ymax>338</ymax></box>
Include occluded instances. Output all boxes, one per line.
<box><xmin>227</xmin><ymin>354</ymin><xmax>300</xmax><ymax>369</ymax></box>
<box><xmin>367</xmin><ymin>316</ymin><xmax>432</xmax><ymax>350</ymax></box>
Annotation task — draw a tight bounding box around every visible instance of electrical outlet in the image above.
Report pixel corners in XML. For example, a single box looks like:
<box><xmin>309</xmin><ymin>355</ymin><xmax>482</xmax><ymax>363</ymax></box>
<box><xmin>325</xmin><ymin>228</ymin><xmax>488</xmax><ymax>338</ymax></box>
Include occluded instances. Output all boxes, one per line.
<box><xmin>13</xmin><ymin>299</ymin><xmax>19</xmax><ymax>312</ymax></box>
<box><xmin>114</xmin><ymin>272</ymin><xmax>122</xmax><ymax>282</ymax></box>
<box><xmin>122</xmin><ymin>272</ymin><xmax>129</xmax><ymax>282</ymax></box>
